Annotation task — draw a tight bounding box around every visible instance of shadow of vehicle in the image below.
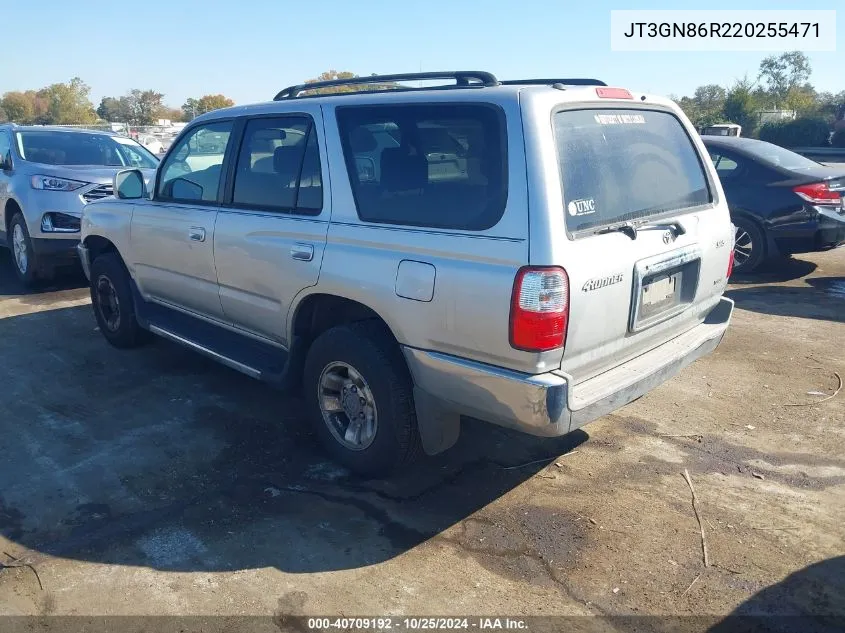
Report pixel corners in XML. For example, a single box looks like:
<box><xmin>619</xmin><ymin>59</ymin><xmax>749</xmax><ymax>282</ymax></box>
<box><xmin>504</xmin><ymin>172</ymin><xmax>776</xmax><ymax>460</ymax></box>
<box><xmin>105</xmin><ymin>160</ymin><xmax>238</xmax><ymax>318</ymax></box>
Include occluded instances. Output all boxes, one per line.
<box><xmin>0</xmin><ymin>301</ymin><xmax>586</xmax><ymax>575</ymax></box>
<box><xmin>708</xmin><ymin>555</ymin><xmax>845</xmax><ymax>633</ymax></box>
<box><xmin>725</xmin><ymin>276</ymin><xmax>844</xmax><ymax>323</ymax></box>
<box><xmin>728</xmin><ymin>256</ymin><xmax>817</xmax><ymax>286</ymax></box>
<box><xmin>0</xmin><ymin>249</ymin><xmax>88</xmax><ymax>297</ymax></box>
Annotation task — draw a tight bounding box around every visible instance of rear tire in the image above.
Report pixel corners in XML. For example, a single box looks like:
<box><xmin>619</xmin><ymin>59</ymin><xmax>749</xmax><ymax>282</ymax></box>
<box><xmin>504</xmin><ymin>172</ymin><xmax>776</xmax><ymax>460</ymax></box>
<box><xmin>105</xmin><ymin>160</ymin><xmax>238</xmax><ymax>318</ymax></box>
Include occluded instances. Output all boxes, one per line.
<box><xmin>89</xmin><ymin>252</ymin><xmax>149</xmax><ymax>349</ymax></box>
<box><xmin>731</xmin><ymin>216</ymin><xmax>766</xmax><ymax>274</ymax></box>
<box><xmin>302</xmin><ymin>321</ymin><xmax>421</xmax><ymax>476</ymax></box>
<box><xmin>8</xmin><ymin>213</ymin><xmax>53</xmax><ymax>287</ymax></box>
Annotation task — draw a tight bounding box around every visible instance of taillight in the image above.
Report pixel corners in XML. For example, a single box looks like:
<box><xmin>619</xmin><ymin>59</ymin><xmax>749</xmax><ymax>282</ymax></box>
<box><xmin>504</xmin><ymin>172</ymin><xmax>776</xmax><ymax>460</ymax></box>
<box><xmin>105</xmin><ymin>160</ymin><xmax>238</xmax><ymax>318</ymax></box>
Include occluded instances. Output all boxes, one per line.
<box><xmin>793</xmin><ymin>182</ymin><xmax>841</xmax><ymax>206</ymax></box>
<box><xmin>509</xmin><ymin>267</ymin><xmax>569</xmax><ymax>352</ymax></box>
<box><xmin>727</xmin><ymin>248</ymin><xmax>734</xmax><ymax>278</ymax></box>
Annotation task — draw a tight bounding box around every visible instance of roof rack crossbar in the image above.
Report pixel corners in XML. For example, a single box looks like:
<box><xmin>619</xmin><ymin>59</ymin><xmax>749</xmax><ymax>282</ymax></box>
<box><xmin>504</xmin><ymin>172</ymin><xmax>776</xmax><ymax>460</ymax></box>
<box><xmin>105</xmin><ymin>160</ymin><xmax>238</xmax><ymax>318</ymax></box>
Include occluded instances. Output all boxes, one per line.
<box><xmin>274</xmin><ymin>71</ymin><xmax>500</xmax><ymax>100</ymax></box>
<box><xmin>500</xmin><ymin>78</ymin><xmax>607</xmax><ymax>87</ymax></box>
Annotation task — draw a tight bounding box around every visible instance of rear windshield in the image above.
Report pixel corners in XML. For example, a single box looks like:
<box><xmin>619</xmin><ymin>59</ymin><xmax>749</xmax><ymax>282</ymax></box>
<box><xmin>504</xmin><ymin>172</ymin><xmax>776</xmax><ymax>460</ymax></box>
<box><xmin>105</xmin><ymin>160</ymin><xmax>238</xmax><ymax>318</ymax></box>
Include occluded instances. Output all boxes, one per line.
<box><xmin>554</xmin><ymin>109</ymin><xmax>712</xmax><ymax>233</ymax></box>
<box><xmin>15</xmin><ymin>130</ymin><xmax>159</xmax><ymax>168</ymax></box>
<box><xmin>738</xmin><ymin>139</ymin><xmax>821</xmax><ymax>171</ymax></box>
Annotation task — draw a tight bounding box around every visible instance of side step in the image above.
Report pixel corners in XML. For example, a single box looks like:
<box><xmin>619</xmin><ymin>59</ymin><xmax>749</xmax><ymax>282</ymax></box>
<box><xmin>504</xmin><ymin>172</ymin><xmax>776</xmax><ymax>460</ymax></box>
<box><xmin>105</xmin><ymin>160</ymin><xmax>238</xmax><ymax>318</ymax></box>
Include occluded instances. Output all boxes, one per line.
<box><xmin>135</xmin><ymin>296</ymin><xmax>289</xmax><ymax>383</ymax></box>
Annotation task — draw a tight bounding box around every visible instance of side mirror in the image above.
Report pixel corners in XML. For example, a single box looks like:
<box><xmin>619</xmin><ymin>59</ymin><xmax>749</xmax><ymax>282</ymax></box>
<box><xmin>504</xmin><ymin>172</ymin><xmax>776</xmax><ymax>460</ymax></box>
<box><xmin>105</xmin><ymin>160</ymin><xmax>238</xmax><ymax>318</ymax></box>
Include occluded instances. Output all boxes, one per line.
<box><xmin>0</xmin><ymin>153</ymin><xmax>12</xmax><ymax>171</ymax></box>
<box><xmin>114</xmin><ymin>169</ymin><xmax>146</xmax><ymax>200</ymax></box>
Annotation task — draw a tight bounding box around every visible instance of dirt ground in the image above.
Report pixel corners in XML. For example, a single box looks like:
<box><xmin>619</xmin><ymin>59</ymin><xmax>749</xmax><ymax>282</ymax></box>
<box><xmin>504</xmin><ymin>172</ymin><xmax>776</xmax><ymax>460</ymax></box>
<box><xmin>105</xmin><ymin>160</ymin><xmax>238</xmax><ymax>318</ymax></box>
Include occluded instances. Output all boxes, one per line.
<box><xmin>0</xmin><ymin>246</ymin><xmax>842</xmax><ymax>629</ymax></box>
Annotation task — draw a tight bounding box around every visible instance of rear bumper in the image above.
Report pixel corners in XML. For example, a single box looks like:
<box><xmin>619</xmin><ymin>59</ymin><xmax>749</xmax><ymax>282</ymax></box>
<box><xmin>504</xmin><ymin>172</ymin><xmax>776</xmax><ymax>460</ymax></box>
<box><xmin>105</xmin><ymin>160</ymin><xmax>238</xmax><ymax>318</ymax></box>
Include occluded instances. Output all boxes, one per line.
<box><xmin>403</xmin><ymin>297</ymin><xmax>734</xmax><ymax>437</ymax></box>
<box><xmin>771</xmin><ymin>208</ymin><xmax>845</xmax><ymax>254</ymax></box>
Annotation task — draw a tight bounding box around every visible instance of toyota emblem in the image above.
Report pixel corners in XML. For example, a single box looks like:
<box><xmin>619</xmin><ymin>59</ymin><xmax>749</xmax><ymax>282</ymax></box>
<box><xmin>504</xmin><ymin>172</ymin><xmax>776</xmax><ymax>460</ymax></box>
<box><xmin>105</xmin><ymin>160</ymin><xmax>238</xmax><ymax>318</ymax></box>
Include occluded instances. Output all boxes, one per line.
<box><xmin>662</xmin><ymin>230</ymin><xmax>674</xmax><ymax>244</ymax></box>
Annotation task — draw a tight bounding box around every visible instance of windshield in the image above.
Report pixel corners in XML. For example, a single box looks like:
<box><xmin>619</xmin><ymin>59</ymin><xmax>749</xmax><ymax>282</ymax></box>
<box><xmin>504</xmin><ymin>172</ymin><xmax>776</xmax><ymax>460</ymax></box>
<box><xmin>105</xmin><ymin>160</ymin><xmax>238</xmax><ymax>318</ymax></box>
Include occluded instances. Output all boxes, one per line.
<box><xmin>15</xmin><ymin>130</ymin><xmax>159</xmax><ymax>168</ymax></box>
<box><xmin>740</xmin><ymin>139</ymin><xmax>822</xmax><ymax>171</ymax></box>
<box><xmin>554</xmin><ymin>109</ymin><xmax>712</xmax><ymax>233</ymax></box>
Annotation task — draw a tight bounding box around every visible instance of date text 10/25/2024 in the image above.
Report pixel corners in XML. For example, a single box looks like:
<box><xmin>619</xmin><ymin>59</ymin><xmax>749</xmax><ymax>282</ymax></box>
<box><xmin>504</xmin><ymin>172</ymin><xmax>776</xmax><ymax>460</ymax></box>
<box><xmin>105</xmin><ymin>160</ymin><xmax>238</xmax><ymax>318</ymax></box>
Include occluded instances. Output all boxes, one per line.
<box><xmin>305</xmin><ymin>617</ymin><xmax>529</xmax><ymax>631</ymax></box>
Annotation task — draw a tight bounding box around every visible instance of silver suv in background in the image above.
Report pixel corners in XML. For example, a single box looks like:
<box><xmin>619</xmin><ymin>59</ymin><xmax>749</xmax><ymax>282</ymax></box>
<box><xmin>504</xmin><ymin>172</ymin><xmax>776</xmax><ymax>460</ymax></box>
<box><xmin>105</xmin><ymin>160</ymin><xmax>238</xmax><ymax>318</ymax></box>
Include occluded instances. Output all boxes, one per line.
<box><xmin>79</xmin><ymin>72</ymin><xmax>734</xmax><ymax>476</ymax></box>
<box><xmin>0</xmin><ymin>125</ymin><xmax>158</xmax><ymax>286</ymax></box>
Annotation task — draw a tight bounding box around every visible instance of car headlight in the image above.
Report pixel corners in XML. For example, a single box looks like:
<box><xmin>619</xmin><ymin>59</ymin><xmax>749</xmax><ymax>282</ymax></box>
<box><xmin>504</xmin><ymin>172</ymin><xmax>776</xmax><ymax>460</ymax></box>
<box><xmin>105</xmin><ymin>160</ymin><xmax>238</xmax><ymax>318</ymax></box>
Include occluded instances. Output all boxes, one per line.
<box><xmin>30</xmin><ymin>175</ymin><xmax>87</xmax><ymax>191</ymax></box>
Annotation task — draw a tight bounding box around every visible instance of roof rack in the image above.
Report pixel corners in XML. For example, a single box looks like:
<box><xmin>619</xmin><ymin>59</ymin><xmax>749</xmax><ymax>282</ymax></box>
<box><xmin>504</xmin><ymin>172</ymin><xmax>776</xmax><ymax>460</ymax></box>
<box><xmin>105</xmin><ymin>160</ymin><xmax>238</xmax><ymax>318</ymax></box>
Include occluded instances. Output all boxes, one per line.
<box><xmin>273</xmin><ymin>71</ymin><xmax>500</xmax><ymax>100</ymax></box>
<box><xmin>500</xmin><ymin>78</ymin><xmax>607</xmax><ymax>87</ymax></box>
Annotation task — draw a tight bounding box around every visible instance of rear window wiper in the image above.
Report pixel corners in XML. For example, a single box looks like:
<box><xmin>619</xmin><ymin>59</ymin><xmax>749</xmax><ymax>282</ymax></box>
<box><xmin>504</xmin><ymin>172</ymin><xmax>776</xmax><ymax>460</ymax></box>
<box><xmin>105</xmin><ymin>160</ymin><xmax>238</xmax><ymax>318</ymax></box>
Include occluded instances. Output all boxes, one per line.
<box><xmin>635</xmin><ymin>220</ymin><xmax>687</xmax><ymax>238</ymax></box>
<box><xmin>593</xmin><ymin>219</ymin><xmax>686</xmax><ymax>241</ymax></box>
<box><xmin>595</xmin><ymin>221</ymin><xmax>638</xmax><ymax>239</ymax></box>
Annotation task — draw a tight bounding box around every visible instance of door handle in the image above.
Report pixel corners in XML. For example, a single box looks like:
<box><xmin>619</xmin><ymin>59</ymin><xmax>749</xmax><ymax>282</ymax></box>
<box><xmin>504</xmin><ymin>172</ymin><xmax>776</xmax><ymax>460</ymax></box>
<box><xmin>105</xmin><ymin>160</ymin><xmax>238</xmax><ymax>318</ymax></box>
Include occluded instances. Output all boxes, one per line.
<box><xmin>290</xmin><ymin>243</ymin><xmax>314</xmax><ymax>261</ymax></box>
<box><xmin>188</xmin><ymin>227</ymin><xmax>206</xmax><ymax>242</ymax></box>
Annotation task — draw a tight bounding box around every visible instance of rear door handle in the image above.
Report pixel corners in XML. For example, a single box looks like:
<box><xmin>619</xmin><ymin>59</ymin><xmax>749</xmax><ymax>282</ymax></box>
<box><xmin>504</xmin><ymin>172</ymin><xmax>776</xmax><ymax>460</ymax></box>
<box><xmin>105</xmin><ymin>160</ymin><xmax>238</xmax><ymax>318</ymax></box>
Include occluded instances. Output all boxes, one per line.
<box><xmin>188</xmin><ymin>227</ymin><xmax>206</xmax><ymax>242</ymax></box>
<box><xmin>290</xmin><ymin>243</ymin><xmax>314</xmax><ymax>261</ymax></box>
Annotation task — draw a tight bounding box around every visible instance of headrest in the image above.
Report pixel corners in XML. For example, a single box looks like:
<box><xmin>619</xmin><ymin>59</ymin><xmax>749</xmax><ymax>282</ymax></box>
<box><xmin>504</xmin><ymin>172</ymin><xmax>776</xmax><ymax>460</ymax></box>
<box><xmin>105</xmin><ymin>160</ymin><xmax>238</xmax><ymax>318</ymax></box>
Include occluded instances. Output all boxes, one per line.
<box><xmin>349</xmin><ymin>126</ymin><xmax>377</xmax><ymax>152</ymax></box>
<box><xmin>273</xmin><ymin>145</ymin><xmax>302</xmax><ymax>175</ymax></box>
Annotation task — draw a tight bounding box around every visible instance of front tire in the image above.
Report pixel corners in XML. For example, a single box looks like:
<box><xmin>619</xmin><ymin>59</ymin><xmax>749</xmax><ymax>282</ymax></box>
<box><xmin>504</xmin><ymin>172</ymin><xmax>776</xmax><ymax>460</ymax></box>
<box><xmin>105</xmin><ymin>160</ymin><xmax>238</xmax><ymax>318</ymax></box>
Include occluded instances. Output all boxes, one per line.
<box><xmin>732</xmin><ymin>216</ymin><xmax>766</xmax><ymax>274</ymax></box>
<box><xmin>89</xmin><ymin>252</ymin><xmax>149</xmax><ymax>349</ymax></box>
<box><xmin>8</xmin><ymin>213</ymin><xmax>52</xmax><ymax>287</ymax></box>
<box><xmin>302</xmin><ymin>321</ymin><xmax>421</xmax><ymax>476</ymax></box>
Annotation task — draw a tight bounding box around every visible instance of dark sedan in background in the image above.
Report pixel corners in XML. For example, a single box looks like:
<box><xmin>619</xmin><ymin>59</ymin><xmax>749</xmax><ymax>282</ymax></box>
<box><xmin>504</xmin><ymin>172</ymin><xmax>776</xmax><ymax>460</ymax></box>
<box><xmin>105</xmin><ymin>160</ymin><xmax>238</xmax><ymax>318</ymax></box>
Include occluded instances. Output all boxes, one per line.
<box><xmin>702</xmin><ymin>136</ymin><xmax>845</xmax><ymax>272</ymax></box>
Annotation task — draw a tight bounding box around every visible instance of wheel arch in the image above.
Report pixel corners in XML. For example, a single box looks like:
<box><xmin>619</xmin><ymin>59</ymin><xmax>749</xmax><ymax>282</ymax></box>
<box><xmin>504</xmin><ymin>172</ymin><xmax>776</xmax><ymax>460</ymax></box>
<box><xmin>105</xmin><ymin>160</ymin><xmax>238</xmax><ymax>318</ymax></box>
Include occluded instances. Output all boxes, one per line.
<box><xmin>4</xmin><ymin>198</ymin><xmax>24</xmax><ymax>234</ymax></box>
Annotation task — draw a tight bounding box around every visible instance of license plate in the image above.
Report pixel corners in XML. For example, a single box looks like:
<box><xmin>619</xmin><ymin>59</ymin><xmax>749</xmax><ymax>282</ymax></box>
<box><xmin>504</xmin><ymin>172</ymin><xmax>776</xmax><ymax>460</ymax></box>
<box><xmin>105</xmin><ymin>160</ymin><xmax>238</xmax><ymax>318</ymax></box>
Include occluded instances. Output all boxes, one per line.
<box><xmin>639</xmin><ymin>272</ymin><xmax>682</xmax><ymax>319</ymax></box>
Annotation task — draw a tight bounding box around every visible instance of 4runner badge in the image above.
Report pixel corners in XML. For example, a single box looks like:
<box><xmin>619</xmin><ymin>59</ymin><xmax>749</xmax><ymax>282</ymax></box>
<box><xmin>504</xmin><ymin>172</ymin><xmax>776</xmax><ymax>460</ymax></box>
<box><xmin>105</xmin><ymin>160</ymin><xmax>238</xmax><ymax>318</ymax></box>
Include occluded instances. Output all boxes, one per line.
<box><xmin>582</xmin><ymin>273</ymin><xmax>624</xmax><ymax>292</ymax></box>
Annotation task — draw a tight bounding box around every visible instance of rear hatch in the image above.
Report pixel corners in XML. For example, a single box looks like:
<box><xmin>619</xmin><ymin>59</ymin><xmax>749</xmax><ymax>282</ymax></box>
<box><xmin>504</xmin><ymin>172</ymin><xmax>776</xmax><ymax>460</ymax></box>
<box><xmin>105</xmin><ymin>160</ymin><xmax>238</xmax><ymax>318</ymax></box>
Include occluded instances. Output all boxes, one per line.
<box><xmin>547</xmin><ymin>103</ymin><xmax>731</xmax><ymax>384</ymax></box>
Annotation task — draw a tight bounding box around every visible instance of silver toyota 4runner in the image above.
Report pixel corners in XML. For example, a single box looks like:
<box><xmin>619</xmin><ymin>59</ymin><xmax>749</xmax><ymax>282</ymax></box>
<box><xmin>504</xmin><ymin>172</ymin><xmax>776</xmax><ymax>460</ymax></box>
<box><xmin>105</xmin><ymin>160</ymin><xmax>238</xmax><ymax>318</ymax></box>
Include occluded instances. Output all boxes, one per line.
<box><xmin>78</xmin><ymin>72</ymin><xmax>734</xmax><ymax>475</ymax></box>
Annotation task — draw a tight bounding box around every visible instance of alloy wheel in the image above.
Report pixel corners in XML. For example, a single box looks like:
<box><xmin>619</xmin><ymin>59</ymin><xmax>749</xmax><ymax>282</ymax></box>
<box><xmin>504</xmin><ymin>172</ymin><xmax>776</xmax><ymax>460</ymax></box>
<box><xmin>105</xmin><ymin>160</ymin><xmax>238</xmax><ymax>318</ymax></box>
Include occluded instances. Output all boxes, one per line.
<box><xmin>317</xmin><ymin>361</ymin><xmax>378</xmax><ymax>451</ymax></box>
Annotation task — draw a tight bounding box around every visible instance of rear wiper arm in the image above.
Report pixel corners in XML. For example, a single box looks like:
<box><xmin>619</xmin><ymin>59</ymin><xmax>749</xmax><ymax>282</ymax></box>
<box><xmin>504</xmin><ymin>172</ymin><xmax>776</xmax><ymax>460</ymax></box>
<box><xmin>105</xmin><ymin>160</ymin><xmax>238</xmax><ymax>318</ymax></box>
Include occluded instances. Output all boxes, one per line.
<box><xmin>635</xmin><ymin>220</ymin><xmax>687</xmax><ymax>238</ymax></box>
<box><xmin>595</xmin><ymin>221</ymin><xmax>637</xmax><ymax>240</ymax></box>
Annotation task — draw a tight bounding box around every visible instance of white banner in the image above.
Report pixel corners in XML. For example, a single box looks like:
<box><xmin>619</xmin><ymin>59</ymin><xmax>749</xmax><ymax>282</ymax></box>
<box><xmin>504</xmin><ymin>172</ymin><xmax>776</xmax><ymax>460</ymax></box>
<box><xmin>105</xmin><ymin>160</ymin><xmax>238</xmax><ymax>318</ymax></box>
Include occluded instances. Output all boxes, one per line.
<box><xmin>610</xmin><ymin>10</ymin><xmax>837</xmax><ymax>52</ymax></box>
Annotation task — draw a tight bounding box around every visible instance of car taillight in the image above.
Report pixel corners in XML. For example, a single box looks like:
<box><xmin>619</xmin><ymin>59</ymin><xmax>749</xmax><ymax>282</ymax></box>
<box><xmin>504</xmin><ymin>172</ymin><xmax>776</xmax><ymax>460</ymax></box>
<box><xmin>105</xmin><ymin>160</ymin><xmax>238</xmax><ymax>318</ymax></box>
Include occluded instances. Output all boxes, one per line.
<box><xmin>509</xmin><ymin>267</ymin><xmax>569</xmax><ymax>352</ymax></box>
<box><xmin>727</xmin><ymin>248</ymin><xmax>734</xmax><ymax>278</ymax></box>
<box><xmin>793</xmin><ymin>182</ymin><xmax>841</xmax><ymax>205</ymax></box>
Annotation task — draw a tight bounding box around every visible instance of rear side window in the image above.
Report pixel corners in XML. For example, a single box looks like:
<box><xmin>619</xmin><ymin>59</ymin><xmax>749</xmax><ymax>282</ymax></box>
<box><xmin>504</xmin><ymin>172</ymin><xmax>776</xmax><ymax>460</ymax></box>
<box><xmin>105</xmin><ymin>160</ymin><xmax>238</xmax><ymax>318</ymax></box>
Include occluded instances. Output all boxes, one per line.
<box><xmin>232</xmin><ymin>116</ymin><xmax>323</xmax><ymax>214</ymax></box>
<box><xmin>337</xmin><ymin>104</ymin><xmax>507</xmax><ymax>230</ymax></box>
<box><xmin>554</xmin><ymin>109</ymin><xmax>711</xmax><ymax>234</ymax></box>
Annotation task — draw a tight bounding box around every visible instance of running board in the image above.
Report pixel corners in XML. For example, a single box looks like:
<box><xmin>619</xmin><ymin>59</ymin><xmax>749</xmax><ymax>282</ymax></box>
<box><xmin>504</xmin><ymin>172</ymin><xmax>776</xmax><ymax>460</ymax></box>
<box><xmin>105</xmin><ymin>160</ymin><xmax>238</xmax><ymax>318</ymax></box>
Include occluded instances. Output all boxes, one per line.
<box><xmin>131</xmin><ymin>287</ymin><xmax>290</xmax><ymax>383</ymax></box>
<box><xmin>148</xmin><ymin>324</ymin><xmax>263</xmax><ymax>380</ymax></box>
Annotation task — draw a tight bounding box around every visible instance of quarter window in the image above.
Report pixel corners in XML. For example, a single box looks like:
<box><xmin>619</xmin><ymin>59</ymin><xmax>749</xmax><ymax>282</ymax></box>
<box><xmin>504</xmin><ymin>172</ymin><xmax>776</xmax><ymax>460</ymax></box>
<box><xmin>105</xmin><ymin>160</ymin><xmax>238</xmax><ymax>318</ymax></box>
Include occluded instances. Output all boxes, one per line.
<box><xmin>232</xmin><ymin>117</ymin><xmax>323</xmax><ymax>213</ymax></box>
<box><xmin>337</xmin><ymin>104</ymin><xmax>507</xmax><ymax>230</ymax></box>
<box><xmin>708</xmin><ymin>152</ymin><xmax>741</xmax><ymax>179</ymax></box>
<box><xmin>157</xmin><ymin>121</ymin><xmax>233</xmax><ymax>203</ymax></box>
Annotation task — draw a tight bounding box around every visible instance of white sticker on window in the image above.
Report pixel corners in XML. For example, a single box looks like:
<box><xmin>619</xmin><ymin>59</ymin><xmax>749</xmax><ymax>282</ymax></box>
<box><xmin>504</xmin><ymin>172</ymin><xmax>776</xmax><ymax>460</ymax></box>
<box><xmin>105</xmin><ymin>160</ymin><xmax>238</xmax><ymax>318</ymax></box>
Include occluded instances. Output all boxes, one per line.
<box><xmin>593</xmin><ymin>114</ymin><xmax>646</xmax><ymax>125</ymax></box>
<box><xmin>568</xmin><ymin>198</ymin><xmax>596</xmax><ymax>216</ymax></box>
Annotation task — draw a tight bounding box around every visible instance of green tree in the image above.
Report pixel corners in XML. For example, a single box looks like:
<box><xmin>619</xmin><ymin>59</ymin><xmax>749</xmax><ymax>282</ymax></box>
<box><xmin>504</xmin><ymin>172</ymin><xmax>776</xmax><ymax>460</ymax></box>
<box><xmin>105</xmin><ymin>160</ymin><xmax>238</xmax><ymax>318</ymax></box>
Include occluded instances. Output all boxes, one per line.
<box><xmin>1</xmin><ymin>91</ymin><xmax>36</xmax><ymax>123</ymax></box>
<box><xmin>181</xmin><ymin>97</ymin><xmax>199</xmax><ymax>121</ymax></box>
<box><xmin>96</xmin><ymin>96</ymin><xmax>125</xmax><ymax>122</ymax></box>
<box><xmin>722</xmin><ymin>77</ymin><xmax>760</xmax><ymax>136</ymax></box>
<box><xmin>784</xmin><ymin>84</ymin><xmax>817</xmax><ymax>114</ymax></box>
<box><xmin>122</xmin><ymin>89</ymin><xmax>165</xmax><ymax>125</ymax></box>
<box><xmin>196</xmin><ymin>94</ymin><xmax>234</xmax><ymax>114</ymax></box>
<box><xmin>37</xmin><ymin>77</ymin><xmax>97</xmax><ymax>124</ymax></box>
<box><xmin>758</xmin><ymin>51</ymin><xmax>812</xmax><ymax>108</ymax></box>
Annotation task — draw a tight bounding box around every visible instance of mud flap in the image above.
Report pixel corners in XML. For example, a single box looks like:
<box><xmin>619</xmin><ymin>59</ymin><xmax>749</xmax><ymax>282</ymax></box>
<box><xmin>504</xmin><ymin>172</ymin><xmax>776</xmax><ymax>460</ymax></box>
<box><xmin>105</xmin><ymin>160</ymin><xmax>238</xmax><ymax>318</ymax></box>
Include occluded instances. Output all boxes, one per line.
<box><xmin>413</xmin><ymin>386</ymin><xmax>461</xmax><ymax>455</ymax></box>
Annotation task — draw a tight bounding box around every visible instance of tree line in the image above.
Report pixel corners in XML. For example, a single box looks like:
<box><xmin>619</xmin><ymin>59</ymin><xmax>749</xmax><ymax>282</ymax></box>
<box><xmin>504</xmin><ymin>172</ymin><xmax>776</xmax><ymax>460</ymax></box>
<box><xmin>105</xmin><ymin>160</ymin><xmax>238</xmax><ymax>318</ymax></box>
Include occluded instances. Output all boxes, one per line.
<box><xmin>0</xmin><ymin>70</ymin><xmax>396</xmax><ymax>127</ymax></box>
<box><xmin>670</xmin><ymin>51</ymin><xmax>845</xmax><ymax>143</ymax></box>
<box><xmin>0</xmin><ymin>77</ymin><xmax>236</xmax><ymax>126</ymax></box>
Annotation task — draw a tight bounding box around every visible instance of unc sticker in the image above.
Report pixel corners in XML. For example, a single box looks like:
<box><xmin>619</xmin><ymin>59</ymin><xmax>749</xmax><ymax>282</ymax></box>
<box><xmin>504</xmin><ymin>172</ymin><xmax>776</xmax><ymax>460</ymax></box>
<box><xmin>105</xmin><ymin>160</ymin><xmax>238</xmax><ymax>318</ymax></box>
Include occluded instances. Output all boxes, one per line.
<box><xmin>568</xmin><ymin>198</ymin><xmax>596</xmax><ymax>216</ymax></box>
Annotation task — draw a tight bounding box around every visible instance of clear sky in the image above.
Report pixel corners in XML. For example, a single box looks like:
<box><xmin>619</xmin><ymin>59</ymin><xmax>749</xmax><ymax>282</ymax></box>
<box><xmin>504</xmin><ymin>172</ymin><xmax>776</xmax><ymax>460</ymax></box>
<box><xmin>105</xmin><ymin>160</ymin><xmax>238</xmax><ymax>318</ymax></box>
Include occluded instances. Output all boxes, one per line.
<box><xmin>3</xmin><ymin>0</ymin><xmax>842</xmax><ymax>108</ymax></box>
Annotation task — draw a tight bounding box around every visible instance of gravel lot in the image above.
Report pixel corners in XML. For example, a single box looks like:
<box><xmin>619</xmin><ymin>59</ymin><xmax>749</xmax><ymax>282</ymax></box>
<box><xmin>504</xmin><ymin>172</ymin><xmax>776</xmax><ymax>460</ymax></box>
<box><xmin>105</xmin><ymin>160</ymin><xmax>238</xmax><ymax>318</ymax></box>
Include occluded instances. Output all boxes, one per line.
<box><xmin>0</xmin><ymin>247</ymin><xmax>843</xmax><ymax>629</ymax></box>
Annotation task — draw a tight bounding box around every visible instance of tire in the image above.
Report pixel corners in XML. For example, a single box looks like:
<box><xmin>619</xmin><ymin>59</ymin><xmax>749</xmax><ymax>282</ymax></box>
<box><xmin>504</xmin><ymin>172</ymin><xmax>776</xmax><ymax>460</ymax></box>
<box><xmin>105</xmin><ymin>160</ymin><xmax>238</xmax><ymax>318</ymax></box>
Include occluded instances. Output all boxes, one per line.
<box><xmin>302</xmin><ymin>321</ymin><xmax>421</xmax><ymax>476</ymax></box>
<box><xmin>731</xmin><ymin>216</ymin><xmax>766</xmax><ymax>274</ymax></box>
<box><xmin>7</xmin><ymin>213</ymin><xmax>52</xmax><ymax>287</ymax></box>
<box><xmin>89</xmin><ymin>252</ymin><xmax>149</xmax><ymax>349</ymax></box>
